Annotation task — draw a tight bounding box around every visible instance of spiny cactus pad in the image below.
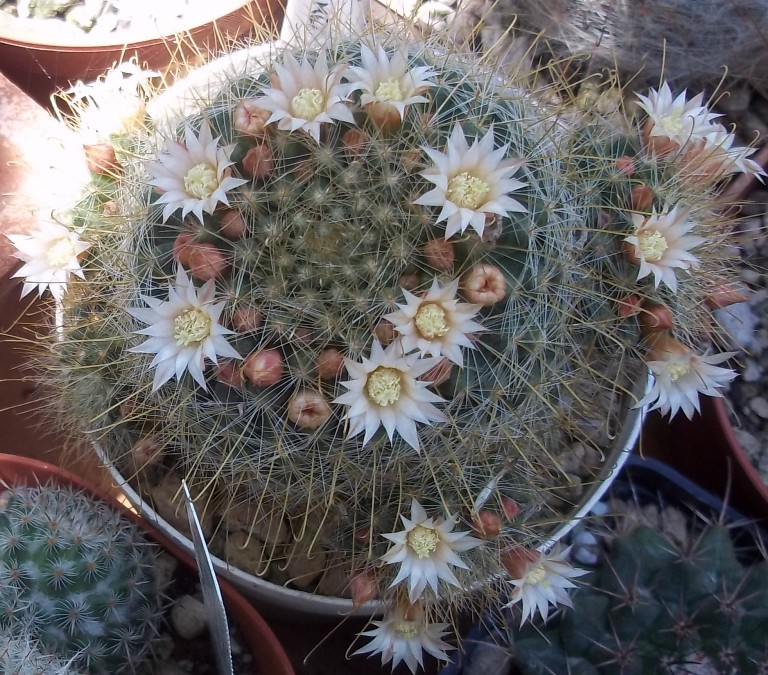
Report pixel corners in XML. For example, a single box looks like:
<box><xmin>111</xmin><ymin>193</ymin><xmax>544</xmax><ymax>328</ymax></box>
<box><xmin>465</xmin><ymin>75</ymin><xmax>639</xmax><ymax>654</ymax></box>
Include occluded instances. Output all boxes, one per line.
<box><xmin>0</xmin><ymin>483</ymin><xmax>163</xmax><ymax>674</ymax></box>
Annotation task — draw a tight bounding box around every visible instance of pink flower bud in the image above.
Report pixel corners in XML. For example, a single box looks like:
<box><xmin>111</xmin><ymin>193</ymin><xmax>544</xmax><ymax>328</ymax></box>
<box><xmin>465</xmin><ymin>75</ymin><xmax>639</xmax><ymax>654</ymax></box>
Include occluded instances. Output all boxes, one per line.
<box><xmin>705</xmin><ymin>284</ymin><xmax>749</xmax><ymax>309</ymax></box>
<box><xmin>642</xmin><ymin>120</ymin><xmax>679</xmax><ymax>157</ymax></box>
<box><xmin>481</xmin><ymin>214</ymin><xmax>503</xmax><ymax>245</ymax></box>
<box><xmin>630</xmin><ymin>184</ymin><xmax>654</xmax><ymax>210</ymax></box>
<box><xmin>233</xmin><ymin>100</ymin><xmax>271</xmax><ymax>137</ymax></box>
<box><xmin>286</xmin><ymin>389</ymin><xmax>332</xmax><ymax>429</ymax></box>
<box><xmin>243</xmin><ymin>349</ymin><xmax>284</xmax><ymax>387</ymax></box>
<box><xmin>103</xmin><ymin>200</ymin><xmax>119</xmax><ymax>216</ymax></box>
<box><xmin>219</xmin><ymin>209</ymin><xmax>247</xmax><ymax>238</ymax></box>
<box><xmin>317</xmin><ymin>348</ymin><xmax>346</xmax><ymax>380</ymax></box>
<box><xmin>397</xmin><ymin>273</ymin><xmax>421</xmax><ymax>291</ymax></box>
<box><xmin>501</xmin><ymin>497</ymin><xmax>519</xmax><ymax>520</ymax></box>
<box><xmin>185</xmin><ymin>242</ymin><xmax>229</xmax><ymax>282</ymax></box>
<box><xmin>341</xmin><ymin>128</ymin><xmax>370</xmax><ymax>158</ymax></box>
<box><xmin>472</xmin><ymin>510</ymin><xmax>502</xmax><ymax>538</ymax></box>
<box><xmin>132</xmin><ymin>436</ymin><xmax>162</xmax><ymax>468</ymax></box>
<box><xmin>242</xmin><ymin>143</ymin><xmax>274</xmax><ymax>180</ymax></box>
<box><xmin>617</xmin><ymin>294</ymin><xmax>642</xmax><ymax>317</ymax></box>
<box><xmin>364</xmin><ymin>101</ymin><xmax>402</xmax><ymax>133</ymax></box>
<box><xmin>232</xmin><ymin>305</ymin><xmax>262</xmax><ymax>333</ymax></box>
<box><xmin>640</xmin><ymin>303</ymin><xmax>674</xmax><ymax>334</ymax></box>
<box><xmin>501</xmin><ymin>546</ymin><xmax>539</xmax><ymax>578</ymax></box>
<box><xmin>350</xmin><ymin>570</ymin><xmax>379</xmax><ymax>607</ymax></box>
<box><xmin>461</xmin><ymin>263</ymin><xmax>507</xmax><ymax>306</ymax></box>
<box><xmin>374</xmin><ymin>321</ymin><xmax>396</xmax><ymax>345</ymax></box>
<box><xmin>215</xmin><ymin>360</ymin><xmax>244</xmax><ymax>388</ymax></box>
<box><xmin>423</xmin><ymin>238</ymin><xmax>454</xmax><ymax>271</ymax></box>
<box><xmin>419</xmin><ymin>358</ymin><xmax>453</xmax><ymax>386</ymax></box>
<box><xmin>84</xmin><ymin>143</ymin><xmax>120</xmax><ymax>175</ymax></box>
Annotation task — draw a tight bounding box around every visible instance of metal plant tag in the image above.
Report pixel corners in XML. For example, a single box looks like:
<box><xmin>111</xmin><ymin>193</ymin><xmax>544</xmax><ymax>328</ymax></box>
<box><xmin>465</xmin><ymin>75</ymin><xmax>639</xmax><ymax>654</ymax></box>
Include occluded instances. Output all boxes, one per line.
<box><xmin>182</xmin><ymin>480</ymin><xmax>234</xmax><ymax>675</ymax></box>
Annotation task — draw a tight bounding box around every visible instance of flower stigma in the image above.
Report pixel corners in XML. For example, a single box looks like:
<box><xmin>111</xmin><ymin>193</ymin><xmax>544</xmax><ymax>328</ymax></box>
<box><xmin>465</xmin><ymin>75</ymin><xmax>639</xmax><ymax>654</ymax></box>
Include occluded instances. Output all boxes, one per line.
<box><xmin>393</xmin><ymin>620</ymin><xmax>418</xmax><ymax>640</ymax></box>
<box><xmin>184</xmin><ymin>163</ymin><xmax>218</xmax><ymax>199</ymax></box>
<box><xmin>407</xmin><ymin>524</ymin><xmax>440</xmax><ymax>558</ymax></box>
<box><xmin>446</xmin><ymin>172</ymin><xmax>490</xmax><ymax>209</ymax></box>
<box><xmin>414</xmin><ymin>303</ymin><xmax>450</xmax><ymax>339</ymax></box>
<box><xmin>667</xmin><ymin>362</ymin><xmax>690</xmax><ymax>382</ymax></box>
<box><xmin>366</xmin><ymin>367</ymin><xmax>402</xmax><ymax>406</ymax></box>
<box><xmin>174</xmin><ymin>308</ymin><xmax>212</xmax><ymax>346</ymax></box>
<box><xmin>375</xmin><ymin>78</ymin><xmax>404</xmax><ymax>102</ymax></box>
<box><xmin>47</xmin><ymin>238</ymin><xmax>77</xmax><ymax>267</ymax></box>
<box><xmin>638</xmin><ymin>230</ymin><xmax>669</xmax><ymax>262</ymax></box>
<box><xmin>291</xmin><ymin>88</ymin><xmax>324</xmax><ymax>119</ymax></box>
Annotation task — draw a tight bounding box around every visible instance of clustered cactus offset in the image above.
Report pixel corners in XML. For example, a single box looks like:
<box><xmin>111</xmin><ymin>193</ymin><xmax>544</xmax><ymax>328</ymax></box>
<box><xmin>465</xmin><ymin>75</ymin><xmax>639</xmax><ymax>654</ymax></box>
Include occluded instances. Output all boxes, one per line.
<box><xmin>509</xmin><ymin>521</ymin><xmax>768</xmax><ymax>674</ymax></box>
<box><xmin>0</xmin><ymin>483</ymin><xmax>163</xmax><ymax>673</ymax></box>
<box><xmin>8</xmin><ymin>24</ymin><xmax>763</xmax><ymax>671</ymax></box>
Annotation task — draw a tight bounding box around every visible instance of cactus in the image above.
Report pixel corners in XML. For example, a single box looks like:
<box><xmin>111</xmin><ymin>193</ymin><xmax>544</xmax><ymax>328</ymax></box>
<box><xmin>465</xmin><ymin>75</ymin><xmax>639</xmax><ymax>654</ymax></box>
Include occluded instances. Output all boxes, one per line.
<box><xmin>447</xmin><ymin>0</ymin><xmax>768</xmax><ymax>88</ymax></box>
<box><xmin>509</xmin><ymin>520</ymin><xmax>768</xmax><ymax>674</ymax></box>
<box><xmin>0</xmin><ymin>483</ymin><xmax>164</xmax><ymax>674</ymax></box>
<box><xmin>0</xmin><ymin>635</ymin><xmax>80</xmax><ymax>675</ymax></box>
<box><xmin>10</xmin><ymin>22</ymin><xmax>761</xmax><ymax>671</ymax></box>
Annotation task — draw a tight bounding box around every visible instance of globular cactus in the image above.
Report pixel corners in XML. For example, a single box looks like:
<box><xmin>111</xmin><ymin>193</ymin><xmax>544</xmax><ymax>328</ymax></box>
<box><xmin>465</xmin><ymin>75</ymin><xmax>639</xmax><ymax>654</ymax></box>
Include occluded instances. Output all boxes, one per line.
<box><xmin>0</xmin><ymin>635</ymin><xmax>80</xmax><ymax>675</ymax></box>
<box><xmin>0</xmin><ymin>483</ymin><xmax>164</xmax><ymax>674</ymax></box>
<box><xmin>510</xmin><ymin>523</ymin><xmax>768</xmax><ymax>674</ymax></box>
<box><xmin>13</xmin><ymin>23</ymin><xmax>760</xmax><ymax>671</ymax></box>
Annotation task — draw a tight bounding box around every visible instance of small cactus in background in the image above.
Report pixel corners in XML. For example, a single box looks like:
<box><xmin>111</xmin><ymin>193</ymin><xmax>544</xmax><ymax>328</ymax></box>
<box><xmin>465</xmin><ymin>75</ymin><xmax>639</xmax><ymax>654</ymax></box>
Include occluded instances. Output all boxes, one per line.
<box><xmin>0</xmin><ymin>635</ymin><xmax>80</xmax><ymax>675</ymax></box>
<box><xmin>0</xmin><ymin>483</ymin><xmax>164</xmax><ymax>674</ymax></box>
<box><xmin>509</xmin><ymin>520</ymin><xmax>768</xmax><ymax>674</ymax></box>
<box><xmin>7</xmin><ymin>20</ymin><xmax>763</xmax><ymax>671</ymax></box>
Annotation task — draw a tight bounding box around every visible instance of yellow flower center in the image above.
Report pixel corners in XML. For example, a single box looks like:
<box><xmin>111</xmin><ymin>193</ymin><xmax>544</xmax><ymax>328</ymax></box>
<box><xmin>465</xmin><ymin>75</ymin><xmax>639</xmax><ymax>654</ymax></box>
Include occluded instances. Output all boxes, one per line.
<box><xmin>667</xmin><ymin>362</ymin><xmax>690</xmax><ymax>382</ymax></box>
<box><xmin>406</xmin><ymin>524</ymin><xmax>440</xmax><ymax>559</ymax></box>
<box><xmin>291</xmin><ymin>88</ymin><xmax>324</xmax><ymax>120</ymax></box>
<box><xmin>658</xmin><ymin>111</ymin><xmax>685</xmax><ymax>136</ymax></box>
<box><xmin>47</xmin><ymin>237</ymin><xmax>76</xmax><ymax>268</ymax></box>
<box><xmin>637</xmin><ymin>230</ymin><xmax>669</xmax><ymax>262</ymax></box>
<box><xmin>184</xmin><ymin>163</ymin><xmax>219</xmax><ymax>200</ymax></box>
<box><xmin>374</xmin><ymin>78</ymin><xmax>404</xmax><ymax>102</ymax></box>
<box><xmin>366</xmin><ymin>367</ymin><xmax>402</xmax><ymax>407</ymax></box>
<box><xmin>414</xmin><ymin>303</ymin><xmax>450</xmax><ymax>339</ymax></box>
<box><xmin>525</xmin><ymin>565</ymin><xmax>547</xmax><ymax>586</ymax></box>
<box><xmin>173</xmin><ymin>308</ymin><xmax>212</xmax><ymax>347</ymax></box>
<box><xmin>446</xmin><ymin>172</ymin><xmax>490</xmax><ymax>210</ymax></box>
<box><xmin>393</xmin><ymin>620</ymin><xmax>418</xmax><ymax>640</ymax></box>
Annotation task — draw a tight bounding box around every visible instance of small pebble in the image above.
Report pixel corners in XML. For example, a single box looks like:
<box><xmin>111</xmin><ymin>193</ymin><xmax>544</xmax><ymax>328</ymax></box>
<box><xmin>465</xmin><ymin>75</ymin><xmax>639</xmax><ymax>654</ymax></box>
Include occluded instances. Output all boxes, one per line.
<box><xmin>572</xmin><ymin>530</ymin><xmax>601</xmax><ymax>566</ymax></box>
<box><xmin>749</xmin><ymin>396</ymin><xmax>768</xmax><ymax>419</ymax></box>
<box><xmin>170</xmin><ymin>595</ymin><xmax>207</xmax><ymax>640</ymax></box>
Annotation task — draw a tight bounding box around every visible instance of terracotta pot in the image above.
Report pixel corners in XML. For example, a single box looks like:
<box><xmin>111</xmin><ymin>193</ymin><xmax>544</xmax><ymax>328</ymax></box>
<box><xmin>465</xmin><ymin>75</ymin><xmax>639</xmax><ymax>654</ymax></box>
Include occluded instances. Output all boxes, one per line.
<box><xmin>0</xmin><ymin>453</ymin><xmax>295</xmax><ymax>675</ymax></box>
<box><xmin>0</xmin><ymin>0</ymin><xmax>285</xmax><ymax>107</ymax></box>
<box><xmin>640</xmin><ymin>397</ymin><xmax>768</xmax><ymax>525</ymax></box>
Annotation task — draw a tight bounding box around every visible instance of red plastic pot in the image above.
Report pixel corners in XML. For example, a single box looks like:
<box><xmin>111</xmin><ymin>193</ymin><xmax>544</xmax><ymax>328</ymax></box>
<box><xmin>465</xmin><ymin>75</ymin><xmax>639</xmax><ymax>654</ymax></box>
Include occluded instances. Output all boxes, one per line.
<box><xmin>0</xmin><ymin>453</ymin><xmax>295</xmax><ymax>675</ymax></box>
<box><xmin>0</xmin><ymin>0</ymin><xmax>284</xmax><ymax>107</ymax></box>
<box><xmin>640</xmin><ymin>397</ymin><xmax>768</xmax><ymax>525</ymax></box>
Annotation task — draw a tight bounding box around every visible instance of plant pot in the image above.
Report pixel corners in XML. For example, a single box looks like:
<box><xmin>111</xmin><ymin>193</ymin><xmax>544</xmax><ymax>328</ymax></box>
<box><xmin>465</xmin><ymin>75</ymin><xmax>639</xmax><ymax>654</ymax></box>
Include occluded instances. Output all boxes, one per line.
<box><xmin>641</xmin><ymin>397</ymin><xmax>768</xmax><ymax>524</ymax></box>
<box><xmin>0</xmin><ymin>452</ymin><xmax>295</xmax><ymax>675</ymax></box>
<box><xmin>439</xmin><ymin>453</ymin><xmax>768</xmax><ymax>674</ymax></box>
<box><xmin>0</xmin><ymin>0</ymin><xmax>285</xmax><ymax>108</ymax></box>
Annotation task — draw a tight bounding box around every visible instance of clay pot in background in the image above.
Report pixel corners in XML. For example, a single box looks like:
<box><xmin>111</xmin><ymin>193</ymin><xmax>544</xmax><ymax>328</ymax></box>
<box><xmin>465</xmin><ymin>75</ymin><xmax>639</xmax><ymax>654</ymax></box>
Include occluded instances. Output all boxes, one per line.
<box><xmin>0</xmin><ymin>0</ymin><xmax>285</xmax><ymax>107</ymax></box>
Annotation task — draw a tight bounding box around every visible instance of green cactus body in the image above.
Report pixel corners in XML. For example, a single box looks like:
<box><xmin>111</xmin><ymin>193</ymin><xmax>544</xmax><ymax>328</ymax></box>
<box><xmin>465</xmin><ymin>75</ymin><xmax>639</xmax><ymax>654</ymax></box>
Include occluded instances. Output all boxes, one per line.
<box><xmin>512</xmin><ymin>524</ymin><xmax>768</xmax><ymax>674</ymax></box>
<box><xmin>41</xmin><ymin>31</ymin><xmax>744</xmax><ymax>640</ymax></box>
<box><xmin>0</xmin><ymin>484</ymin><xmax>163</xmax><ymax>674</ymax></box>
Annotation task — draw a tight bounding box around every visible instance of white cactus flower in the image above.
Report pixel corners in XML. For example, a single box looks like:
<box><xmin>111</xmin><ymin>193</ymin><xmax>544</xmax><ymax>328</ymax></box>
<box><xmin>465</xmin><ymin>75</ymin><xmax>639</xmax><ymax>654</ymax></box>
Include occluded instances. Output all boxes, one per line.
<box><xmin>7</xmin><ymin>221</ymin><xmax>90</xmax><ymax>302</ymax></box>
<box><xmin>381</xmin><ymin>498</ymin><xmax>484</xmax><ymax>602</ymax></box>
<box><xmin>333</xmin><ymin>340</ymin><xmax>447</xmax><ymax>452</ymax></box>
<box><xmin>637</xmin><ymin>335</ymin><xmax>737</xmax><ymax>419</ymax></box>
<box><xmin>414</xmin><ymin>123</ymin><xmax>527</xmax><ymax>239</ymax></box>
<box><xmin>127</xmin><ymin>266</ymin><xmax>242</xmax><ymax>392</ymax></box>
<box><xmin>504</xmin><ymin>546</ymin><xmax>587</xmax><ymax>627</ymax></box>
<box><xmin>147</xmin><ymin>120</ymin><xmax>247</xmax><ymax>224</ymax></box>
<box><xmin>255</xmin><ymin>51</ymin><xmax>355</xmax><ymax>143</ymax></box>
<box><xmin>353</xmin><ymin>604</ymin><xmax>454</xmax><ymax>674</ymax></box>
<box><xmin>624</xmin><ymin>205</ymin><xmax>704</xmax><ymax>293</ymax></box>
<box><xmin>383</xmin><ymin>278</ymin><xmax>482</xmax><ymax>365</ymax></box>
